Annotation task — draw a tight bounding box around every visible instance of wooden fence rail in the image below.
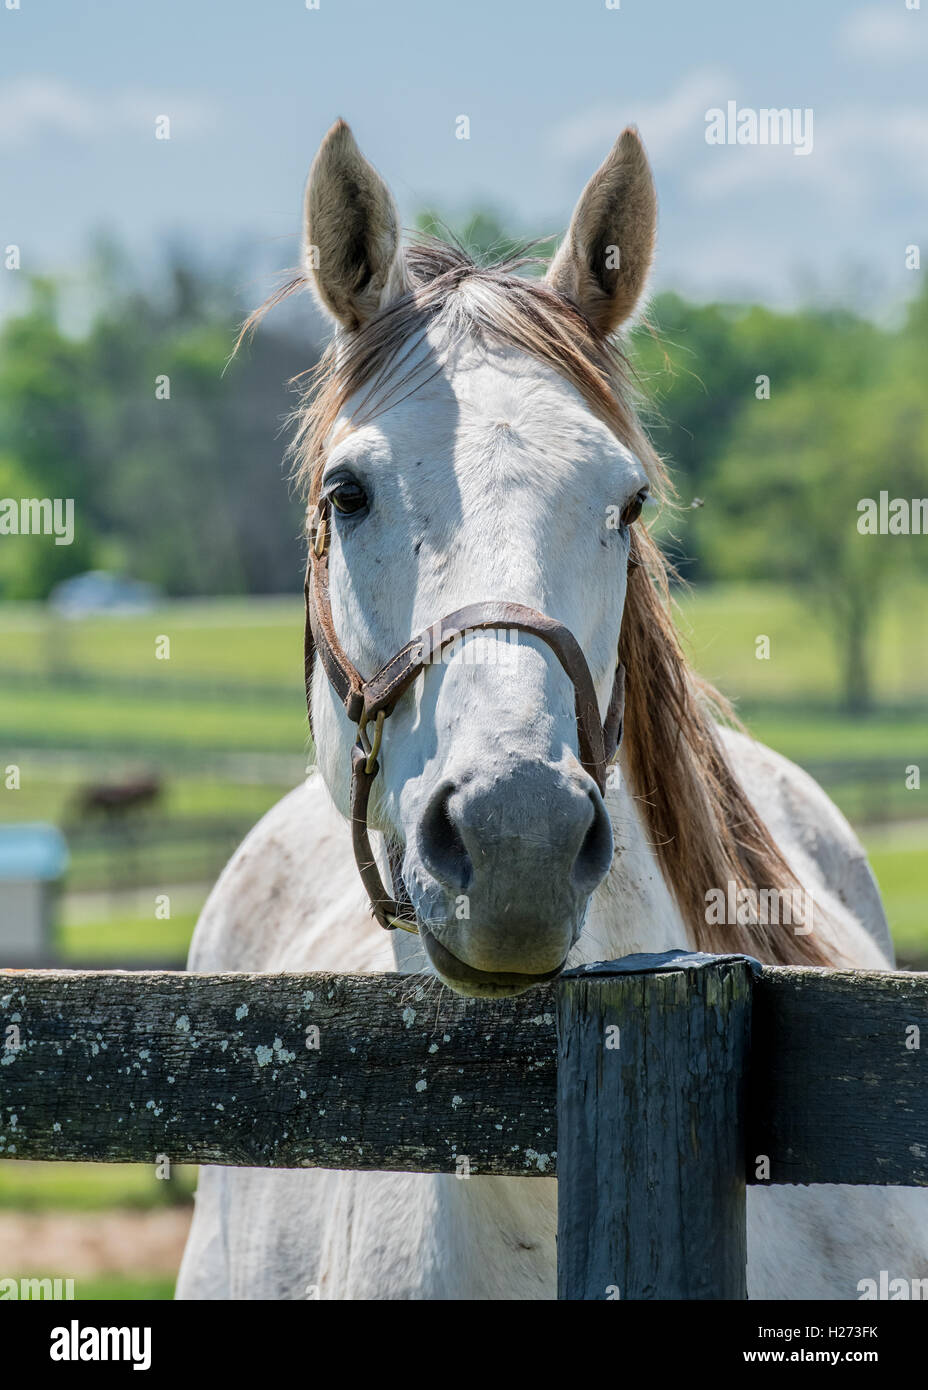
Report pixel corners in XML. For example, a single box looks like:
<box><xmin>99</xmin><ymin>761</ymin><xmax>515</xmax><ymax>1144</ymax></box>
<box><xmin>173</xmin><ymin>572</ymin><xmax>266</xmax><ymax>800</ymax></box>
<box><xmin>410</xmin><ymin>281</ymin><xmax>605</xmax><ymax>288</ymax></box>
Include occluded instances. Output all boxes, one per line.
<box><xmin>1</xmin><ymin>951</ymin><xmax>926</xmax><ymax>1298</ymax></box>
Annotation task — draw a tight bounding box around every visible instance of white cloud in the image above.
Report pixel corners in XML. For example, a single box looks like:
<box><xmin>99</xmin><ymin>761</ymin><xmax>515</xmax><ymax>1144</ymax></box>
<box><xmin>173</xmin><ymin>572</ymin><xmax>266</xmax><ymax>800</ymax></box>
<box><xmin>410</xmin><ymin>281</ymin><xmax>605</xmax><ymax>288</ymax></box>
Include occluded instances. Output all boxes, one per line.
<box><xmin>552</xmin><ymin>70</ymin><xmax>928</xmax><ymax>213</ymax></box>
<box><xmin>690</xmin><ymin>107</ymin><xmax>928</xmax><ymax>204</ymax></box>
<box><xmin>550</xmin><ymin>68</ymin><xmax>732</xmax><ymax>164</ymax></box>
<box><xmin>0</xmin><ymin>77</ymin><xmax>219</xmax><ymax>149</ymax></box>
<box><xmin>0</xmin><ymin>78</ymin><xmax>98</xmax><ymax>145</ymax></box>
<box><xmin>841</xmin><ymin>5</ymin><xmax>928</xmax><ymax>61</ymax></box>
<box><xmin>550</xmin><ymin>64</ymin><xmax>926</xmax><ymax>307</ymax></box>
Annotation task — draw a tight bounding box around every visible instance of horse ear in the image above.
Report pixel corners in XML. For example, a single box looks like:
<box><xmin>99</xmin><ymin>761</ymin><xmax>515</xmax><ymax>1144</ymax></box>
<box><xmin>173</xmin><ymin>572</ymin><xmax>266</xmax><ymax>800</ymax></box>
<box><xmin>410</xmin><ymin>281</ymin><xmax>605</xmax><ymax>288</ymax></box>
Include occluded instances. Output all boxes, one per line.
<box><xmin>546</xmin><ymin>127</ymin><xmax>657</xmax><ymax>336</ymax></box>
<box><xmin>303</xmin><ymin>120</ymin><xmax>406</xmax><ymax>331</ymax></box>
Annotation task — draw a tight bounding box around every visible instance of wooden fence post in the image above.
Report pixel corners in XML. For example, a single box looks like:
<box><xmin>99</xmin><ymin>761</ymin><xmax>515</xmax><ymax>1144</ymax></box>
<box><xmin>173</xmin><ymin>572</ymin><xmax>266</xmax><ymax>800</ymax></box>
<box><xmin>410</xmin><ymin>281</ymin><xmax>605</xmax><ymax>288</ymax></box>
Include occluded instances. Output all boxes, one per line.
<box><xmin>556</xmin><ymin>951</ymin><xmax>754</xmax><ymax>1300</ymax></box>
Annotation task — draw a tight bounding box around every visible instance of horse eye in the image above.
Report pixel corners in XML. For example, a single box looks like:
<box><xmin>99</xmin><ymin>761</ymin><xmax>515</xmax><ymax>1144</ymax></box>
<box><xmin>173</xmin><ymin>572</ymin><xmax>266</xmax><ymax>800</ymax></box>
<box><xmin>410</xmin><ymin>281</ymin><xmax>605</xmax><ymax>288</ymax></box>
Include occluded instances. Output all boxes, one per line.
<box><xmin>621</xmin><ymin>487</ymin><xmax>649</xmax><ymax>527</ymax></box>
<box><xmin>330</xmin><ymin>481</ymin><xmax>368</xmax><ymax>516</ymax></box>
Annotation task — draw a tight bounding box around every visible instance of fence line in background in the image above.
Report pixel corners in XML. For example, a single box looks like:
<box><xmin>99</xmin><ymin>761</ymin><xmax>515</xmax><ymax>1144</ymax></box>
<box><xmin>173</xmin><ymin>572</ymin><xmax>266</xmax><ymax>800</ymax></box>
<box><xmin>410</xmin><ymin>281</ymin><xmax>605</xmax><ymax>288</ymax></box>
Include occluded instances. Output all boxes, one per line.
<box><xmin>0</xmin><ymin>669</ymin><xmax>300</xmax><ymax>705</ymax></box>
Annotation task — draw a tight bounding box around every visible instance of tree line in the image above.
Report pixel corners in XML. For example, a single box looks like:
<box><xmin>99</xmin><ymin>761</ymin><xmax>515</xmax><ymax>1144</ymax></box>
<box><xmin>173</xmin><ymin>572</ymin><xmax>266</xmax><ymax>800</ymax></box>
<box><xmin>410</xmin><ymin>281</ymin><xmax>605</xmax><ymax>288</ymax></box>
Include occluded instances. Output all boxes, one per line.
<box><xmin>1</xmin><ymin>225</ymin><xmax>926</xmax><ymax>711</ymax></box>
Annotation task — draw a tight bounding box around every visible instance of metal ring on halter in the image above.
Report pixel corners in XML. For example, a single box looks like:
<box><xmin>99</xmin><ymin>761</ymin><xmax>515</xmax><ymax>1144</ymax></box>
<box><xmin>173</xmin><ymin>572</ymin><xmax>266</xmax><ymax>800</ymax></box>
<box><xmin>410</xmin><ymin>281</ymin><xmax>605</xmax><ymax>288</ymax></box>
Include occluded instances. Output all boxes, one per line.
<box><xmin>388</xmin><ymin>913</ymin><xmax>419</xmax><ymax>935</ymax></box>
<box><xmin>357</xmin><ymin>709</ymin><xmax>385</xmax><ymax>776</ymax></box>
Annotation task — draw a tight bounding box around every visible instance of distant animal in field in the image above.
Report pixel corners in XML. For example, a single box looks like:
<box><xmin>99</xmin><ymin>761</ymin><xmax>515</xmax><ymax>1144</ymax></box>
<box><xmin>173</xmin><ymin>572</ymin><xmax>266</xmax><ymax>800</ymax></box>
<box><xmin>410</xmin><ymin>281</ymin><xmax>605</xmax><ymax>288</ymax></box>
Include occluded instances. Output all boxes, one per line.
<box><xmin>74</xmin><ymin>775</ymin><xmax>162</xmax><ymax>820</ymax></box>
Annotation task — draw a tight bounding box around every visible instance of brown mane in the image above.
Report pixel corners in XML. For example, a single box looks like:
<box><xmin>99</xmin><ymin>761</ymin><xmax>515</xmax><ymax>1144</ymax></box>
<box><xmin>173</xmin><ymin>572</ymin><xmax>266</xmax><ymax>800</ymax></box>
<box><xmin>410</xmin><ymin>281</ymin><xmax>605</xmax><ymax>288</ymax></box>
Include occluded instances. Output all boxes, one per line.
<box><xmin>247</xmin><ymin>239</ymin><xmax>835</xmax><ymax>967</ymax></box>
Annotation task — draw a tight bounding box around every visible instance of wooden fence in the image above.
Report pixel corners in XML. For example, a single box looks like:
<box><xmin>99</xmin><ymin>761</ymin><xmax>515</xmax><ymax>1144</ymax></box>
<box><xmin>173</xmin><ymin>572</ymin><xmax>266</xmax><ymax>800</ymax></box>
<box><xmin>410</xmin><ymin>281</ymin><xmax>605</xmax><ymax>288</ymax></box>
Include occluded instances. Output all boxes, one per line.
<box><xmin>1</xmin><ymin>950</ymin><xmax>925</xmax><ymax>1299</ymax></box>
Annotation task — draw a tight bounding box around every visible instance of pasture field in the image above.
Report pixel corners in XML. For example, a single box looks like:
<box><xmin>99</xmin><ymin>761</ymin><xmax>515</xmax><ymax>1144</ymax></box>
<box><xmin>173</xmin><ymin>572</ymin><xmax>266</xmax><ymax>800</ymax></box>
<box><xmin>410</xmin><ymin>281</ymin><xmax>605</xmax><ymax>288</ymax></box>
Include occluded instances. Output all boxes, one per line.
<box><xmin>1</xmin><ymin>583</ymin><xmax>923</xmax><ymax>847</ymax></box>
<box><xmin>866</xmin><ymin>826</ymin><xmax>928</xmax><ymax>965</ymax></box>
<box><xmin>0</xmin><ymin>597</ymin><xmax>302</xmax><ymax>683</ymax></box>
<box><xmin>0</xmin><ymin>584</ymin><xmax>926</xmax><ymax>762</ymax></box>
<box><xmin>3</xmin><ymin>580</ymin><xmax>926</xmax><ymax>693</ymax></box>
<box><xmin>0</xmin><ymin>684</ymin><xmax>305</xmax><ymax>754</ymax></box>
<box><xmin>58</xmin><ymin>909</ymin><xmax>199</xmax><ymax>962</ymax></box>
<box><xmin>0</xmin><ymin>1162</ymin><xmax>197</xmax><ymax>1212</ymax></box>
<box><xmin>4</xmin><ymin>686</ymin><xmax>921</xmax><ymax>765</ymax></box>
<box><xmin>674</xmin><ymin>581</ymin><xmax>928</xmax><ymax>705</ymax></box>
<box><xmin>0</xmin><ymin>772</ymin><xmax>292</xmax><ymax>826</ymax></box>
<box><xmin>0</xmin><ymin>1162</ymin><xmax>194</xmax><ymax>1301</ymax></box>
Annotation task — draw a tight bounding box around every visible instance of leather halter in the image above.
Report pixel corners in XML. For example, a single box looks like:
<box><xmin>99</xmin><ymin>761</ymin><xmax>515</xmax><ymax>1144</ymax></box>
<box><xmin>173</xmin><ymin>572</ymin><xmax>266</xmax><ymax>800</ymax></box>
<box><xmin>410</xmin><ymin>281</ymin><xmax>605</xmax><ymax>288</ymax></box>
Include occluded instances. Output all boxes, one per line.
<box><xmin>304</xmin><ymin>494</ymin><xmax>627</xmax><ymax>933</ymax></box>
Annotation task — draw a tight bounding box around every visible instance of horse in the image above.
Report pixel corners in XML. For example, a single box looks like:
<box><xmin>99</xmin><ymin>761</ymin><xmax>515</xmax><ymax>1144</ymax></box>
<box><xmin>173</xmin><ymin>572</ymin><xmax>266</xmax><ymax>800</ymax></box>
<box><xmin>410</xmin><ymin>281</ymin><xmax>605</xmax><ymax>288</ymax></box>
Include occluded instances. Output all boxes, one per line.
<box><xmin>177</xmin><ymin>120</ymin><xmax>926</xmax><ymax>1299</ymax></box>
<box><xmin>73</xmin><ymin>774</ymin><xmax>162</xmax><ymax>819</ymax></box>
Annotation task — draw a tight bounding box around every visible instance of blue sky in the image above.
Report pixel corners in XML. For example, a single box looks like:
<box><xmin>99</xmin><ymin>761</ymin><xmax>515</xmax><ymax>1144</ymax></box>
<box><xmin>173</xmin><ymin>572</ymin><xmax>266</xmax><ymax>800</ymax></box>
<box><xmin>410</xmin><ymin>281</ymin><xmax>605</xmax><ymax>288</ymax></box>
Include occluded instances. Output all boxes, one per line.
<box><xmin>1</xmin><ymin>0</ymin><xmax>926</xmax><ymax>319</ymax></box>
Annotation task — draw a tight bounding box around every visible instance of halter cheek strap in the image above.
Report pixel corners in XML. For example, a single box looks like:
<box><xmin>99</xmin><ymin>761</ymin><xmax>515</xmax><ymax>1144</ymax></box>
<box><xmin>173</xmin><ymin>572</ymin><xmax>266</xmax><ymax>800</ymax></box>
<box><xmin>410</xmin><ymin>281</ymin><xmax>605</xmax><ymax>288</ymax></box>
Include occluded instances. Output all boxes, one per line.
<box><xmin>304</xmin><ymin>496</ymin><xmax>627</xmax><ymax>933</ymax></box>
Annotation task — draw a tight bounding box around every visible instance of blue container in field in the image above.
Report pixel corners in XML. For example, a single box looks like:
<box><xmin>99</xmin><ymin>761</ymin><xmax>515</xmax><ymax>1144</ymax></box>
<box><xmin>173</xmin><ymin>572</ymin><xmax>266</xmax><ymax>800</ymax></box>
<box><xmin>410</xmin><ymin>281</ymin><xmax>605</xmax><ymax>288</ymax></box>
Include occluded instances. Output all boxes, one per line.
<box><xmin>0</xmin><ymin>823</ymin><xmax>69</xmax><ymax>965</ymax></box>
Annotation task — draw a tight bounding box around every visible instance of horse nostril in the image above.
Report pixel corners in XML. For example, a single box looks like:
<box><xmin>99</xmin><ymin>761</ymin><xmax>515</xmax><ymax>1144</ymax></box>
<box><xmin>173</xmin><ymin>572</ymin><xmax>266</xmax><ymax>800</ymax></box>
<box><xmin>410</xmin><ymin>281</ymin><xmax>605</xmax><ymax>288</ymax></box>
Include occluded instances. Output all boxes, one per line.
<box><xmin>418</xmin><ymin>783</ymin><xmax>473</xmax><ymax>894</ymax></box>
<box><xmin>571</xmin><ymin>790</ymin><xmax>614</xmax><ymax>894</ymax></box>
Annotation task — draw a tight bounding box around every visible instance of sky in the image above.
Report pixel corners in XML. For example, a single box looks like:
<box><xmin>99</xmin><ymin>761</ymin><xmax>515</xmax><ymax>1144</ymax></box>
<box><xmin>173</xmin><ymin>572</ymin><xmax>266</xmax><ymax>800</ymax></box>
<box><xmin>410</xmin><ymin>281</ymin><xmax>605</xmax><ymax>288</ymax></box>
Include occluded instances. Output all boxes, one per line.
<box><xmin>1</xmin><ymin>0</ymin><xmax>926</xmax><ymax>320</ymax></box>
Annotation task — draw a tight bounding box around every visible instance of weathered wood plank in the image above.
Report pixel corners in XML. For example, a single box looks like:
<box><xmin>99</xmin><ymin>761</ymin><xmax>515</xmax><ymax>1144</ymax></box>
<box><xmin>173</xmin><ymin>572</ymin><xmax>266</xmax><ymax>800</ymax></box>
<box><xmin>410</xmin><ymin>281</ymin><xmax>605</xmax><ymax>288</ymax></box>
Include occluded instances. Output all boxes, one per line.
<box><xmin>749</xmin><ymin>967</ymin><xmax>928</xmax><ymax>1186</ymax></box>
<box><xmin>0</xmin><ymin>963</ymin><xmax>926</xmax><ymax>1184</ymax></box>
<box><xmin>0</xmin><ymin>970</ymin><xmax>556</xmax><ymax>1174</ymax></box>
<box><xmin>556</xmin><ymin>955</ymin><xmax>752</xmax><ymax>1299</ymax></box>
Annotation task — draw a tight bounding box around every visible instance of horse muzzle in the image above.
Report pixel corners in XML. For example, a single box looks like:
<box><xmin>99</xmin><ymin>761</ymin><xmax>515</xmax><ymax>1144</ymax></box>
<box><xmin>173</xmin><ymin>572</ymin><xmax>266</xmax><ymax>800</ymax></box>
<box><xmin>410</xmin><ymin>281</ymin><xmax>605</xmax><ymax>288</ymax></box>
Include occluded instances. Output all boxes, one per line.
<box><xmin>399</xmin><ymin>757</ymin><xmax>614</xmax><ymax>994</ymax></box>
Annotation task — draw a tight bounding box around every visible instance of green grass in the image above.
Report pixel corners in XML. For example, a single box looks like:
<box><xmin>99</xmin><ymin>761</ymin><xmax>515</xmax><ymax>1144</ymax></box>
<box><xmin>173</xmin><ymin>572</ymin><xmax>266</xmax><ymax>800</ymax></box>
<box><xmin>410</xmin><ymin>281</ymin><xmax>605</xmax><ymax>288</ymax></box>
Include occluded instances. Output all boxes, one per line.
<box><xmin>63</xmin><ymin>836</ymin><xmax>244</xmax><ymax>893</ymax></box>
<box><xmin>0</xmin><ymin>597</ymin><xmax>307</xmax><ymax>752</ymax></box>
<box><xmin>0</xmin><ymin>597</ymin><xmax>303</xmax><ymax>683</ymax></box>
<box><xmin>1</xmin><ymin>583</ymin><xmax>926</xmax><ymax>760</ymax></box>
<box><xmin>675</xmin><ymin>581</ymin><xmax>928</xmax><ymax>705</ymax></box>
<box><xmin>0</xmin><ymin>1161</ymin><xmax>196</xmax><ymax>1211</ymax></box>
<box><xmin>863</xmin><ymin>829</ymin><xmax>928</xmax><ymax>966</ymax></box>
<box><xmin>0</xmin><ymin>769</ymin><xmax>284</xmax><ymax>893</ymax></box>
<box><xmin>0</xmin><ymin>583</ymin><xmax>924</xmax><ymax>754</ymax></box>
<box><xmin>57</xmin><ymin>911</ymin><xmax>199</xmax><ymax>962</ymax></box>
<box><xmin>0</xmin><ymin>684</ymin><xmax>306</xmax><ymax>751</ymax></box>
<box><xmin>73</xmin><ymin>1274</ymin><xmax>176</xmax><ymax>1299</ymax></box>
<box><xmin>0</xmin><ymin>771</ymin><xmax>293</xmax><ymax>826</ymax></box>
<box><xmin>4</xmin><ymin>1272</ymin><xmax>177</xmax><ymax>1300</ymax></box>
<box><xmin>4</xmin><ymin>583</ymin><xmax>927</xmax><ymax>702</ymax></box>
<box><xmin>735</xmin><ymin>707</ymin><xmax>928</xmax><ymax>764</ymax></box>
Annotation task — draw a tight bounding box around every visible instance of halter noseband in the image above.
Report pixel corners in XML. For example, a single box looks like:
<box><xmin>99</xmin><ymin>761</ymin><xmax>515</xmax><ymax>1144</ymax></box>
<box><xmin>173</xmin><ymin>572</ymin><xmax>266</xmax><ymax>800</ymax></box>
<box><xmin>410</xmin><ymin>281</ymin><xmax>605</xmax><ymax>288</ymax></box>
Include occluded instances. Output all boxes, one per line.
<box><xmin>304</xmin><ymin>494</ymin><xmax>628</xmax><ymax>934</ymax></box>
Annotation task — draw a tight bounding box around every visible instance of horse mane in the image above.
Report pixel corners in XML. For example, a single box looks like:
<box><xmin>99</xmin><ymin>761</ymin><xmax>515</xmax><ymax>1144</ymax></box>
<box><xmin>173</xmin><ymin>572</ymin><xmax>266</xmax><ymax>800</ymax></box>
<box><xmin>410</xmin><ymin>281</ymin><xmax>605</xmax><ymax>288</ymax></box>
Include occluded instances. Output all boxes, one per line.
<box><xmin>245</xmin><ymin>238</ymin><xmax>835</xmax><ymax>967</ymax></box>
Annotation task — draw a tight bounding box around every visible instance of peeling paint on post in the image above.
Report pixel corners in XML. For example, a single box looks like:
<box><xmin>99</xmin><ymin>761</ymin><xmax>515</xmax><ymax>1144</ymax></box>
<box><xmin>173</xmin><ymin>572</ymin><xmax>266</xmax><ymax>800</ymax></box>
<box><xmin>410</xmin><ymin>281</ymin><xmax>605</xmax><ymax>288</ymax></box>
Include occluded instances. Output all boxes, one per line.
<box><xmin>555</xmin><ymin>952</ymin><xmax>754</xmax><ymax>1301</ymax></box>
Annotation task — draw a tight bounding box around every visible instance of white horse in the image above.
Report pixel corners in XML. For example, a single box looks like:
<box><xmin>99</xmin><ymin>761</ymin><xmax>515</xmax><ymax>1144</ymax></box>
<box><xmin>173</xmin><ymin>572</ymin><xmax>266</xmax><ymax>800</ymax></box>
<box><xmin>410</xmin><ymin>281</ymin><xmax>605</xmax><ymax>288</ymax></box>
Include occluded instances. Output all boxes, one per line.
<box><xmin>177</xmin><ymin>121</ymin><xmax>926</xmax><ymax>1300</ymax></box>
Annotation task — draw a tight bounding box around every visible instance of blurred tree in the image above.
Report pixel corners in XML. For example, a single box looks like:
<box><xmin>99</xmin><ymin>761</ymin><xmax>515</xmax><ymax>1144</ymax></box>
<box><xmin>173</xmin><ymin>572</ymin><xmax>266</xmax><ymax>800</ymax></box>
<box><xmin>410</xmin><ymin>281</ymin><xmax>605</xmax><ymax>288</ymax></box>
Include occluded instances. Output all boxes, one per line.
<box><xmin>1</xmin><ymin>223</ymin><xmax>925</xmax><ymax>677</ymax></box>
<box><xmin>630</xmin><ymin>295</ymin><xmax>882</xmax><ymax>579</ymax></box>
<box><xmin>691</xmin><ymin>366</ymin><xmax>928</xmax><ymax>713</ymax></box>
<box><xmin>0</xmin><ymin>279</ymin><xmax>98</xmax><ymax>591</ymax></box>
<box><xmin>414</xmin><ymin>208</ymin><xmax>556</xmax><ymax>270</ymax></box>
<box><xmin>0</xmin><ymin>256</ymin><xmax>319</xmax><ymax>600</ymax></box>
